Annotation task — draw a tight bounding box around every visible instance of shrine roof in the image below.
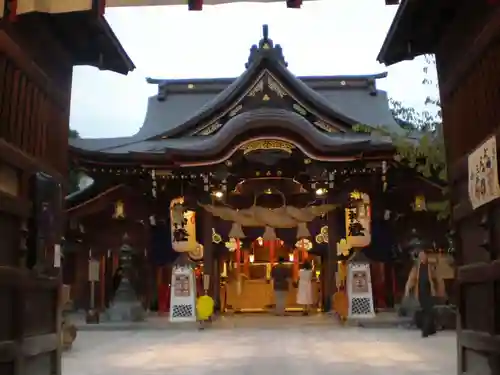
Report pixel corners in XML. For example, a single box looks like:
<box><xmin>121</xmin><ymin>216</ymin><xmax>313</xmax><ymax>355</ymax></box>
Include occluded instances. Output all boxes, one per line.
<box><xmin>71</xmin><ymin>109</ymin><xmax>398</xmax><ymax>165</ymax></box>
<box><xmin>71</xmin><ymin>25</ymin><xmax>402</xmax><ymax>155</ymax></box>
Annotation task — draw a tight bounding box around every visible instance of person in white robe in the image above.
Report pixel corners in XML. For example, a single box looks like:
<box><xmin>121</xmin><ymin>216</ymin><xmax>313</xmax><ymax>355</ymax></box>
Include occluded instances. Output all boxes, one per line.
<box><xmin>297</xmin><ymin>260</ymin><xmax>313</xmax><ymax>315</ymax></box>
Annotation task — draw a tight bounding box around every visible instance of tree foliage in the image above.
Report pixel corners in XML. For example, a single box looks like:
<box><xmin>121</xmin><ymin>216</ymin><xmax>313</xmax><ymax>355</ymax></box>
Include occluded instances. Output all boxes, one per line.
<box><xmin>354</xmin><ymin>55</ymin><xmax>450</xmax><ymax>218</ymax></box>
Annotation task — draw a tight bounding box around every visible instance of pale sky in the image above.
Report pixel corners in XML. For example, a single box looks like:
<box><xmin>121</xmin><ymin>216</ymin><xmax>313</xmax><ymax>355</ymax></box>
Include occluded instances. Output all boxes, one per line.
<box><xmin>70</xmin><ymin>0</ymin><xmax>437</xmax><ymax>139</ymax></box>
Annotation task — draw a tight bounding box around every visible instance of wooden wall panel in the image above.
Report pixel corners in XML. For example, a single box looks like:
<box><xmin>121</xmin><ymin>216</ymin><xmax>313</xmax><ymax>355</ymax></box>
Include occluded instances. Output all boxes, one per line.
<box><xmin>438</xmin><ymin>10</ymin><xmax>500</xmax><ymax>375</ymax></box>
<box><xmin>0</xmin><ymin>16</ymin><xmax>72</xmax><ymax>375</ymax></box>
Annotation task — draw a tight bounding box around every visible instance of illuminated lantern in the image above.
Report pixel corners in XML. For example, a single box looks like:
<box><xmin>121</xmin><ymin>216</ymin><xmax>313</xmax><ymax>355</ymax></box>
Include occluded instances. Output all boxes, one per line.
<box><xmin>345</xmin><ymin>192</ymin><xmax>371</xmax><ymax>248</ymax></box>
<box><xmin>414</xmin><ymin>195</ymin><xmax>427</xmax><ymax>211</ymax></box>
<box><xmin>170</xmin><ymin>197</ymin><xmax>197</xmax><ymax>252</ymax></box>
<box><xmin>188</xmin><ymin>243</ymin><xmax>204</xmax><ymax>261</ymax></box>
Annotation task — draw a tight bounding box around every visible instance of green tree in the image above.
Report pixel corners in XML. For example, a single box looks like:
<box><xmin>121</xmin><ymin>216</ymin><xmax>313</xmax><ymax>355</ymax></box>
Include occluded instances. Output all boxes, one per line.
<box><xmin>69</xmin><ymin>129</ymin><xmax>80</xmax><ymax>139</ymax></box>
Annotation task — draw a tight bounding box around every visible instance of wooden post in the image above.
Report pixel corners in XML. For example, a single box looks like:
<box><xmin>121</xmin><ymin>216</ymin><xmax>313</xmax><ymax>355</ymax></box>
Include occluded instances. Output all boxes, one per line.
<box><xmin>243</xmin><ymin>250</ymin><xmax>250</xmax><ymax>276</ymax></box>
<box><xmin>269</xmin><ymin>240</ymin><xmax>275</xmax><ymax>265</ymax></box>
<box><xmin>100</xmin><ymin>254</ymin><xmax>105</xmax><ymax>310</ymax></box>
<box><xmin>212</xmin><ymin>255</ymin><xmax>221</xmax><ymax>311</ymax></box>
<box><xmin>293</xmin><ymin>248</ymin><xmax>299</xmax><ymax>281</ymax></box>
<box><xmin>325</xmin><ymin>190</ymin><xmax>340</xmax><ymax>312</ymax></box>
<box><xmin>235</xmin><ymin>239</ymin><xmax>241</xmax><ymax>281</ymax></box>
<box><xmin>202</xmin><ymin>209</ymin><xmax>214</xmax><ymax>299</ymax></box>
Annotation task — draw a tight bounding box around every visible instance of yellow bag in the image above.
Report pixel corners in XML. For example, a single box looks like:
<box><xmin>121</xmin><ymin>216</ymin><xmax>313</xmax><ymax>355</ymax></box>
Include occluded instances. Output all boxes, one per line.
<box><xmin>196</xmin><ymin>295</ymin><xmax>214</xmax><ymax>321</ymax></box>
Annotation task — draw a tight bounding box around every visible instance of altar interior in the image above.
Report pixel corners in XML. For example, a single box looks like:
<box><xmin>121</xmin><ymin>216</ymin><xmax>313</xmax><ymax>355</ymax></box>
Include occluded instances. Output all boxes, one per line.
<box><xmin>221</xmin><ymin>238</ymin><xmax>322</xmax><ymax>313</ymax></box>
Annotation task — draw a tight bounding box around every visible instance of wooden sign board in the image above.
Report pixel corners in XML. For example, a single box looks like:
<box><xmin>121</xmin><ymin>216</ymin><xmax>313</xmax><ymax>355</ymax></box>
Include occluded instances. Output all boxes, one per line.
<box><xmin>468</xmin><ymin>135</ymin><xmax>500</xmax><ymax>209</ymax></box>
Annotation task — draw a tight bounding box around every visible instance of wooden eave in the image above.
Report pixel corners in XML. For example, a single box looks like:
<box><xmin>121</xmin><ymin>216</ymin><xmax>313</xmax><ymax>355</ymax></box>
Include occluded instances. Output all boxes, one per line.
<box><xmin>66</xmin><ymin>184</ymin><xmax>126</xmax><ymax>218</ymax></box>
<box><xmin>3</xmin><ymin>11</ymin><xmax>135</xmax><ymax>75</ymax></box>
<box><xmin>0</xmin><ymin>138</ymin><xmax>63</xmax><ymax>181</ymax></box>
<box><xmin>377</xmin><ymin>0</ymin><xmax>457</xmax><ymax>65</ymax></box>
<box><xmin>48</xmin><ymin>12</ymin><xmax>135</xmax><ymax>75</ymax></box>
<box><xmin>70</xmin><ymin>146</ymin><xmax>177</xmax><ymax>166</ymax></box>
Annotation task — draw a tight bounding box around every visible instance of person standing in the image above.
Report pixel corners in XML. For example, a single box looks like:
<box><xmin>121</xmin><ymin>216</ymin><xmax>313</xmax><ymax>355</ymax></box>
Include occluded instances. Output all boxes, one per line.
<box><xmin>404</xmin><ymin>249</ymin><xmax>445</xmax><ymax>337</ymax></box>
<box><xmin>271</xmin><ymin>256</ymin><xmax>290</xmax><ymax>316</ymax></box>
<box><xmin>297</xmin><ymin>260</ymin><xmax>313</xmax><ymax>315</ymax></box>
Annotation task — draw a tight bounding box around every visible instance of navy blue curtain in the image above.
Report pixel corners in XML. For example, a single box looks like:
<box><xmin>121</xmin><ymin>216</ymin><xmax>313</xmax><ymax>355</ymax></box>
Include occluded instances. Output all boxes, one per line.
<box><xmin>149</xmin><ymin>220</ymin><xmax>178</xmax><ymax>266</ymax></box>
<box><xmin>361</xmin><ymin>197</ymin><xmax>396</xmax><ymax>262</ymax></box>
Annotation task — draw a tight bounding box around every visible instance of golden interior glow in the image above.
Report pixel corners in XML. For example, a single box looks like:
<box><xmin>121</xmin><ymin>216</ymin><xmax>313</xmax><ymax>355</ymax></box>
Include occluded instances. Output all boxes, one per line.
<box><xmin>315</xmin><ymin>188</ymin><xmax>327</xmax><ymax>196</ymax></box>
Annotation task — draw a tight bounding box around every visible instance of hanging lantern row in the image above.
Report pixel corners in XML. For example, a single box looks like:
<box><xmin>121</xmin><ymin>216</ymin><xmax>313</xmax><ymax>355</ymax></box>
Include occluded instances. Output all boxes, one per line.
<box><xmin>151</xmin><ymin>169</ymin><xmax>157</xmax><ymax>198</ymax></box>
<box><xmin>85</xmin><ymin>166</ymin><xmax>384</xmax><ymax>181</ymax></box>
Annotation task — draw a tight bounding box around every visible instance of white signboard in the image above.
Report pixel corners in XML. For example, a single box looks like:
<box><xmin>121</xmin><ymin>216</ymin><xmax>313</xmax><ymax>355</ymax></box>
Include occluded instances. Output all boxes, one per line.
<box><xmin>468</xmin><ymin>135</ymin><xmax>500</xmax><ymax>210</ymax></box>
<box><xmin>169</xmin><ymin>266</ymin><xmax>197</xmax><ymax>323</ymax></box>
<box><xmin>54</xmin><ymin>244</ymin><xmax>61</xmax><ymax>268</ymax></box>
<box><xmin>88</xmin><ymin>260</ymin><xmax>100</xmax><ymax>282</ymax></box>
<box><xmin>347</xmin><ymin>263</ymin><xmax>375</xmax><ymax>319</ymax></box>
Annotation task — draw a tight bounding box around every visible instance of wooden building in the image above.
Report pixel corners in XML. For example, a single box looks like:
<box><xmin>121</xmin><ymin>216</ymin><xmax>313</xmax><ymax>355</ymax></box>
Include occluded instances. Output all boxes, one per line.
<box><xmin>66</xmin><ymin>25</ymin><xmax>448</xmax><ymax>316</ymax></box>
<box><xmin>378</xmin><ymin>1</ymin><xmax>500</xmax><ymax>374</ymax></box>
<box><xmin>0</xmin><ymin>5</ymin><xmax>134</xmax><ymax>375</ymax></box>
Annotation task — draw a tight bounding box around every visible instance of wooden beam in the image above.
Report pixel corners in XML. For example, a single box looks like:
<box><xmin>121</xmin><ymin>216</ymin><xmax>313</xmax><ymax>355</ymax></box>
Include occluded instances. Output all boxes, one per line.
<box><xmin>21</xmin><ymin>333</ymin><xmax>58</xmax><ymax>357</ymax></box>
<box><xmin>460</xmin><ymin>330</ymin><xmax>500</xmax><ymax>354</ymax></box>
<box><xmin>106</xmin><ymin>0</ymin><xmax>309</xmax><ymax>6</ymax></box>
<box><xmin>440</xmin><ymin>7</ymin><xmax>500</xmax><ymax>100</ymax></box>
<box><xmin>0</xmin><ymin>334</ymin><xmax>58</xmax><ymax>363</ymax></box>
<box><xmin>0</xmin><ymin>138</ymin><xmax>63</xmax><ymax>182</ymax></box>
<box><xmin>0</xmin><ymin>340</ymin><xmax>17</xmax><ymax>363</ymax></box>
<box><xmin>0</xmin><ymin>191</ymin><xmax>30</xmax><ymax>217</ymax></box>
<box><xmin>457</xmin><ymin>260</ymin><xmax>500</xmax><ymax>284</ymax></box>
<box><xmin>0</xmin><ymin>266</ymin><xmax>58</xmax><ymax>289</ymax></box>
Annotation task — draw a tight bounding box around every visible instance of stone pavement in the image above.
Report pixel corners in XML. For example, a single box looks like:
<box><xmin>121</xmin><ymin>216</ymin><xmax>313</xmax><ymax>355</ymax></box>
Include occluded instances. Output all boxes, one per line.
<box><xmin>63</xmin><ymin>317</ymin><xmax>456</xmax><ymax>375</ymax></box>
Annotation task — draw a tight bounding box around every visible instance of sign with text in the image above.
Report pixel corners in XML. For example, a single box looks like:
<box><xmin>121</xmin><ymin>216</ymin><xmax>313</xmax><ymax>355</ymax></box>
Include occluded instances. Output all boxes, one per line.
<box><xmin>468</xmin><ymin>135</ymin><xmax>500</xmax><ymax>210</ymax></box>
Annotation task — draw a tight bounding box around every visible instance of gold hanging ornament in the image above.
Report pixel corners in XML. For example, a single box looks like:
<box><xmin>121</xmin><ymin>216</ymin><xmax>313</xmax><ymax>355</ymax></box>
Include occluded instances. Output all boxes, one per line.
<box><xmin>112</xmin><ymin>200</ymin><xmax>125</xmax><ymax>219</ymax></box>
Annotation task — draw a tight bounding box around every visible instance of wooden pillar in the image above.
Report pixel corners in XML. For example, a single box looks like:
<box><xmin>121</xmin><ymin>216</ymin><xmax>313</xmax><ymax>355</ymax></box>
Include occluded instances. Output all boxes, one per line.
<box><xmin>234</xmin><ymin>240</ymin><xmax>241</xmax><ymax>281</ymax></box>
<box><xmin>269</xmin><ymin>240</ymin><xmax>275</xmax><ymax>265</ymax></box>
<box><xmin>202</xmin><ymin>209</ymin><xmax>214</xmax><ymax>298</ymax></box>
<box><xmin>324</xmin><ymin>191</ymin><xmax>340</xmax><ymax>312</ymax></box>
<box><xmin>293</xmin><ymin>248</ymin><xmax>299</xmax><ymax>281</ymax></box>
<box><xmin>212</xmin><ymin>254</ymin><xmax>221</xmax><ymax>311</ymax></box>
<box><xmin>99</xmin><ymin>254</ymin><xmax>106</xmax><ymax>310</ymax></box>
<box><xmin>105</xmin><ymin>249</ymin><xmax>113</xmax><ymax>308</ymax></box>
<box><xmin>243</xmin><ymin>250</ymin><xmax>250</xmax><ymax>277</ymax></box>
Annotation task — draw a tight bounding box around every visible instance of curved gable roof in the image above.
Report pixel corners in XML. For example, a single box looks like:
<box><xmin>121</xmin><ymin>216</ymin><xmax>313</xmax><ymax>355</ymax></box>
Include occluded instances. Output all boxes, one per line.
<box><xmin>71</xmin><ymin>25</ymin><xmax>402</xmax><ymax>153</ymax></box>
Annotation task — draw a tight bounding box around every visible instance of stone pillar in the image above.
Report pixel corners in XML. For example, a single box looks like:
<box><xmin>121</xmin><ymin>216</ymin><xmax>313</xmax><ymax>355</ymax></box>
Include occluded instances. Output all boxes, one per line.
<box><xmin>324</xmin><ymin>190</ymin><xmax>340</xmax><ymax>312</ymax></box>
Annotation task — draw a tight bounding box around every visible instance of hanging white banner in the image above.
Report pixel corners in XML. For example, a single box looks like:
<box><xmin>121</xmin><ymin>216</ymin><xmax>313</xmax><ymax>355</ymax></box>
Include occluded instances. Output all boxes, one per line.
<box><xmin>468</xmin><ymin>135</ymin><xmax>500</xmax><ymax>210</ymax></box>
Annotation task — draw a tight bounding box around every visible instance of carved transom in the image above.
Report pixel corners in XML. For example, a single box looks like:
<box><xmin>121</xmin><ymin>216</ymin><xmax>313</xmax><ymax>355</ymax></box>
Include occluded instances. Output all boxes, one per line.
<box><xmin>239</xmin><ymin>139</ymin><xmax>295</xmax><ymax>155</ymax></box>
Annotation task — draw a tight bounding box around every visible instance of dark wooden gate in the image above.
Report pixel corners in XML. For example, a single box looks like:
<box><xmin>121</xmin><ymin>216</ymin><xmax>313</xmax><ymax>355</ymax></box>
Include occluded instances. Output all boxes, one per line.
<box><xmin>439</xmin><ymin>16</ymin><xmax>500</xmax><ymax>372</ymax></box>
<box><xmin>0</xmin><ymin>16</ymin><xmax>71</xmax><ymax>375</ymax></box>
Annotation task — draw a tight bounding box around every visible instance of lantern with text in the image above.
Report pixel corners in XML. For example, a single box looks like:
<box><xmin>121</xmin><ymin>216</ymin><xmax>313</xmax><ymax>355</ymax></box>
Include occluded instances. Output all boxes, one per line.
<box><xmin>345</xmin><ymin>191</ymin><xmax>371</xmax><ymax>248</ymax></box>
<box><xmin>170</xmin><ymin>197</ymin><xmax>197</xmax><ymax>252</ymax></box>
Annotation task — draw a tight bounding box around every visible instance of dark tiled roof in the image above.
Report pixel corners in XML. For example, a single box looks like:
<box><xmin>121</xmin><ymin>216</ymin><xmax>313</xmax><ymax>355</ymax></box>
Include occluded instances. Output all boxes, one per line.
<box><xmin>74</xmin><ymin>109</ymin><xmax>394</xmax><ymax>158</ymax></box>
<box><xmin>71</xmin><ymin>24</ymin><xmax>402</xmax><ymax>153</ymax></box>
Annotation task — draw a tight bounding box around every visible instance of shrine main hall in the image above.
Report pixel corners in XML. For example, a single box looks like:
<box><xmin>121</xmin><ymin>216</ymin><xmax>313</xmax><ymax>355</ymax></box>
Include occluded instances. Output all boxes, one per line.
<box><xmin>65</xmin><ymin>25</ymin><xmax>448</xmax><ymax>317</ymax></box>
